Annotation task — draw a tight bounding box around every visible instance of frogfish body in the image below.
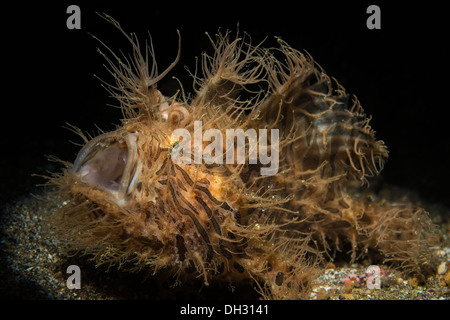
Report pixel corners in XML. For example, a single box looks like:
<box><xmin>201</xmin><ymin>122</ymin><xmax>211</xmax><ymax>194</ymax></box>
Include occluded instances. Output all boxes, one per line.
<box><xmin>48</xmin><ymin>15</ymin><xmax>437</xmax><ymax>299</ymax></box>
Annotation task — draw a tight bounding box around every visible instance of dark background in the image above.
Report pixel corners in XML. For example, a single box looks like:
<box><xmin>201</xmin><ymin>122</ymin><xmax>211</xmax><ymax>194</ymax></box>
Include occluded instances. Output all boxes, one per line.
<box><xmin>1</xmin><ymin>1</ymin><xmax>448</xmax><ymax>207</ymax></box>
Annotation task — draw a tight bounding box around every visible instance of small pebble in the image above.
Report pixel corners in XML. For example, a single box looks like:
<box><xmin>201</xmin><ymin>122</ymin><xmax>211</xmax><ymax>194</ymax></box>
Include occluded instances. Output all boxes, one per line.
<box><xmin>436</xmin><ymin>250</ymin><xmax>447</xmax><ymax>258</ymax></box>
<box><xmin>437</xmin><ymin>262</ymin><xmax>447</xmax><ymax>275</ymax></box>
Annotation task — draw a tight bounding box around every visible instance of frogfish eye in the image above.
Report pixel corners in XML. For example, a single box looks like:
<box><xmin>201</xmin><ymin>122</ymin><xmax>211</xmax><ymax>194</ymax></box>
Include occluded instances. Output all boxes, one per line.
<box><xmin>71</xmin><ymin>132</ymin><xmax>140</xmax><ymax>197</ymax></box>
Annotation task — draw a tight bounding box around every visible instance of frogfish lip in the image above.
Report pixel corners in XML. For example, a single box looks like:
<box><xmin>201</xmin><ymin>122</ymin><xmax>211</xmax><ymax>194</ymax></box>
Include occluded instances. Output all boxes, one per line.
<box><xmin>71</xmin><ymin>131</ymin><xmax>141</xmax><ymax>200</ymax></box>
